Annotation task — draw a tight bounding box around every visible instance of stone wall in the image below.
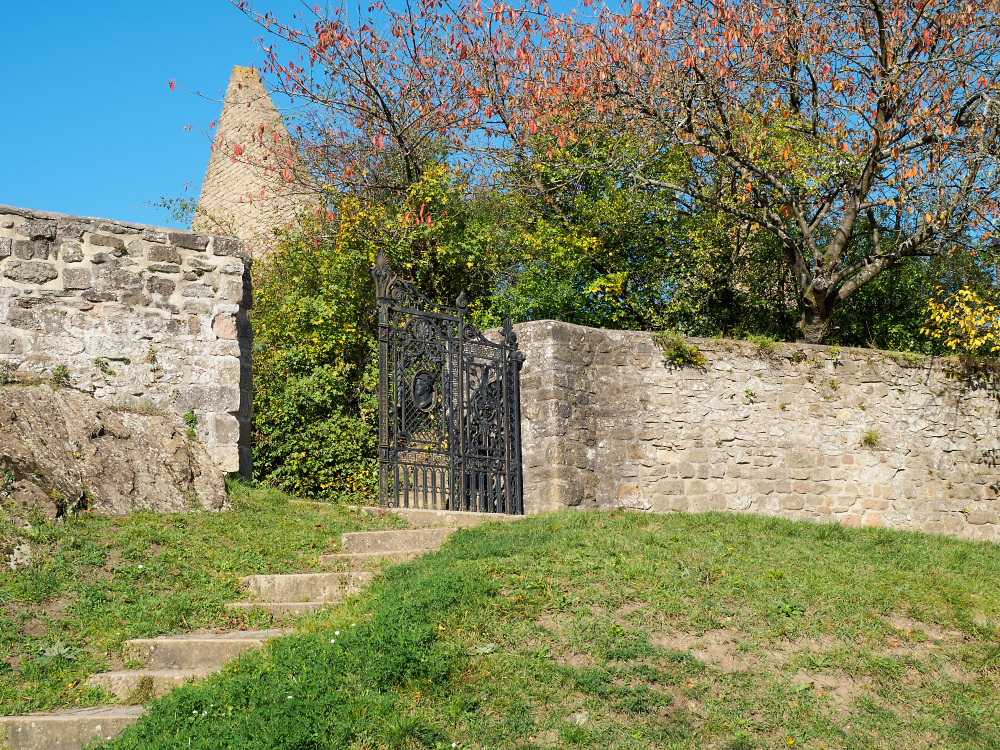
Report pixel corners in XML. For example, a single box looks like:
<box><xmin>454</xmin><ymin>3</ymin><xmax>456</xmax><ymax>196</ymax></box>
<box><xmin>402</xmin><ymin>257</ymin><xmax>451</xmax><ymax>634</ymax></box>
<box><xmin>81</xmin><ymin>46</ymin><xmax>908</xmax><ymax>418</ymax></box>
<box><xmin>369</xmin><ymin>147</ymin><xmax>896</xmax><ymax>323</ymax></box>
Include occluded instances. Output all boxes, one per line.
<box><xmin>0</xmin><ymin>205</ymin><xmax>252</xmax><ymax>478</ymax></box>
<box><xmin>516</xmin><ymin>320</ymin><xmax>1000</xmax><ymax>543</ymax></box>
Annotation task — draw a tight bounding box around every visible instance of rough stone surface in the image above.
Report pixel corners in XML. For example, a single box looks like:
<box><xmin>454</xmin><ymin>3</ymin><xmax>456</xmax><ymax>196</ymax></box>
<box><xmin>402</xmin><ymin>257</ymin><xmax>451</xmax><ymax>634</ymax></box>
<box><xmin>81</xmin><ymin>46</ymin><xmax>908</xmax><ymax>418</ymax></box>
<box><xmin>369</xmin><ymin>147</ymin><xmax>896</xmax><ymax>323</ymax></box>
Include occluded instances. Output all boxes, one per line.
<box><xmin>0</xmin><ymin>385</ymin><xmax>228</xmax><ymax>516</ymax></box>
<box><xmin>2</xmin><ymin>259</ymin><xmax>59</xmax><ymax>284</ymax></box>
<box><xmin>193</xmin><ymin>66</ymin><xmax>310</xmax><ymax>256</ymax></box>
<box><xmin>509</xmin><ymin>320</ymin><xmax>1000</xmax><ymax>543</ymax></box>
<box><xmin>0</xmin><ymin>205</ymin><xmax>253</xmax><ymax>477</ymax></box>
<box><xmin>0</xmin><ymin>707</ymin><xmax>145</xmax><ymax>750</ymax></box>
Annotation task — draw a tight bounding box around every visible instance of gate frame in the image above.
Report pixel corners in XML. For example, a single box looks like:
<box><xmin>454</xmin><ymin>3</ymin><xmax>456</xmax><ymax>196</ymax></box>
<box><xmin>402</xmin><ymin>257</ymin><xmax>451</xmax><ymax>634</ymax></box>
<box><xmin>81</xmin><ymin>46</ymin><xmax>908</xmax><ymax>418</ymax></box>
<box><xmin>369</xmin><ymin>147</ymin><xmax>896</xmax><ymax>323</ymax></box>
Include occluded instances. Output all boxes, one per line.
<box><xmin>372</xmin><ymin>250</ymin><xmax>525</xmax><ymax>515</ymax></box>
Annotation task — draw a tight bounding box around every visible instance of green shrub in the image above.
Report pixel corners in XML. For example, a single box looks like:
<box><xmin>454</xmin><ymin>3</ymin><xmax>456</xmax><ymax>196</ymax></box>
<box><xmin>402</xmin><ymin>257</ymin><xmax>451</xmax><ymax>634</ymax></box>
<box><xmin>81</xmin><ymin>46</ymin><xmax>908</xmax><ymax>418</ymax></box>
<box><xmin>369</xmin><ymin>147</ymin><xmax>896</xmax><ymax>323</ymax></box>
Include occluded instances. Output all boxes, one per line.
<box><xmin>652</xmin><ymin>330</ymin><xmax>706</xmax><ymax>367</ymax></box>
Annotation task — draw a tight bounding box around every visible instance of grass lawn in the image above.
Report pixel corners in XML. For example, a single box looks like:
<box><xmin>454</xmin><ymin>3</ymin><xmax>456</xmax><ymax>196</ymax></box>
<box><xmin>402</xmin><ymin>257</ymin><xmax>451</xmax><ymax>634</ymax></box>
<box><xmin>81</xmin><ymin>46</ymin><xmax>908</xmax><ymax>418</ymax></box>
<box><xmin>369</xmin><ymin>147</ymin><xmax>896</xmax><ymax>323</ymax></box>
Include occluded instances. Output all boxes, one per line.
<box><xmin>88</xmin><ymin>509</ymin><xmax>999</xmax><ymax>750</ymax></box>
<box><xmin>0</xmin><ymin>482</ymin><xmax>407</xmax><ymax>715</ymax></box>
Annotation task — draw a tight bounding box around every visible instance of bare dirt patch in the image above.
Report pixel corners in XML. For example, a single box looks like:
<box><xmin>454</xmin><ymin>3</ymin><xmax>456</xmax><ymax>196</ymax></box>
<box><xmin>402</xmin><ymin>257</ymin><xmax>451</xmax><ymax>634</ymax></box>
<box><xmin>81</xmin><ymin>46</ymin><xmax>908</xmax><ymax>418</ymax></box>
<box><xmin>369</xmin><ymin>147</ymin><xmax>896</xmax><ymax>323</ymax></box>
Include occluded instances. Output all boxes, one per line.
<box><xmin>888</xmin><ymin>615</ymin><xmax>965</xmax><ymax>643</ymax></box>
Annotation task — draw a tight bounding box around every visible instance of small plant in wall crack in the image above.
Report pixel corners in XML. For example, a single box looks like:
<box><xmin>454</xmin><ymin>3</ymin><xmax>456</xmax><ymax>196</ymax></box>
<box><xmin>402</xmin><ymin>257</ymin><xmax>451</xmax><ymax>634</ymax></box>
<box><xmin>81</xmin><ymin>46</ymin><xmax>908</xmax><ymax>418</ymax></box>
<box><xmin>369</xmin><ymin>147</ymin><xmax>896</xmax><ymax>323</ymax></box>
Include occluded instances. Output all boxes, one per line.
<box><xmin>51</xmin><ymin>364</ymin><xmax>70</xmax><ymax>387</ymax></box>
<box><xmin>183</xmin><ymin>410</ymin><xmax>199</xmax><ymax>439</ymax></box>
<box><xmin>861</xmin><ymin>429</ymin><xmax>882</xmax><ymax>449</ymax></box>
<box><xmin>744</xmin><ymin>387</ymin><xmax>756</xmax><ymax>402</ymax></box>
<box><xmin>93</xmin><ymin>358</ymin><xmax>116</xmax><ymax>377</ymax></box>
<box><xmin>652</xmin><ymin>330</ymin><xmax>706</xmax><ymax>368</ymax></box>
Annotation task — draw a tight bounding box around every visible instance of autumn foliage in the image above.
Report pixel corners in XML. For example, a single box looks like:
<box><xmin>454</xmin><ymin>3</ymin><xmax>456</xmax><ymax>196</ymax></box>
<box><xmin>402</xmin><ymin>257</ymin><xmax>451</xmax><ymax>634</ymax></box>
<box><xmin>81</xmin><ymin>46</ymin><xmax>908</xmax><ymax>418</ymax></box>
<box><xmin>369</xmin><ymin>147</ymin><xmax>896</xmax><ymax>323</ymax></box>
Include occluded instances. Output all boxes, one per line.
<box><xmin>232</xmin><ymin>0</ymin><xmax>1000</xmax><ymax>344</ymax></box>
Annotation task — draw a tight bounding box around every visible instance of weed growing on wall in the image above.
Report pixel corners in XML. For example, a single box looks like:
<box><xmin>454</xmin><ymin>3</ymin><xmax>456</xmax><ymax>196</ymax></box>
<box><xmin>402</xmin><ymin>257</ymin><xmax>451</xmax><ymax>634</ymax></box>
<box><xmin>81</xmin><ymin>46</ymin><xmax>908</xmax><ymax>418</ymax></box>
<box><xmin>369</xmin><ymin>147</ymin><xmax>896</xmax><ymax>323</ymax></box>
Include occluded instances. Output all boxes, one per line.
<box><xmin>652</xmin><ymin>331</ymin><xmax>706</xmax><ymax>367</ymax></box>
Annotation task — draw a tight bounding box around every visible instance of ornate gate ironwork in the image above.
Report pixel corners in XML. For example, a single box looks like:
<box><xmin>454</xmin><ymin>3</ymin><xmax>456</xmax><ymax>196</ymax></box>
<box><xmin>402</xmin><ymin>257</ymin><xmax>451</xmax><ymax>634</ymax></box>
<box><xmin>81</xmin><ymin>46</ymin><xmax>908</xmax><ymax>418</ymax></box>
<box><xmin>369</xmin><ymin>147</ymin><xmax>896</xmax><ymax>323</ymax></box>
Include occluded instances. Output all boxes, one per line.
<box><xmin>372</xmin><ymin>251</ymin><xmax>525</xmax><ymax>514</ymax></box>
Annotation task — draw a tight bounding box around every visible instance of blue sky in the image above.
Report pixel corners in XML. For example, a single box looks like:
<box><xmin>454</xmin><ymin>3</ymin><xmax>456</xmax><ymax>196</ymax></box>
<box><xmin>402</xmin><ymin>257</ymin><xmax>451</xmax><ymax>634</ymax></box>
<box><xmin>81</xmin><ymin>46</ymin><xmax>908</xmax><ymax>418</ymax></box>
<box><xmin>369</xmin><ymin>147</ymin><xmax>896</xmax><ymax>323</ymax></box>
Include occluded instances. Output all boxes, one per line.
<box><xmin>0</xmin><ymin>1</ymin><xmax>301</xmax><ymax>228</ymax></box>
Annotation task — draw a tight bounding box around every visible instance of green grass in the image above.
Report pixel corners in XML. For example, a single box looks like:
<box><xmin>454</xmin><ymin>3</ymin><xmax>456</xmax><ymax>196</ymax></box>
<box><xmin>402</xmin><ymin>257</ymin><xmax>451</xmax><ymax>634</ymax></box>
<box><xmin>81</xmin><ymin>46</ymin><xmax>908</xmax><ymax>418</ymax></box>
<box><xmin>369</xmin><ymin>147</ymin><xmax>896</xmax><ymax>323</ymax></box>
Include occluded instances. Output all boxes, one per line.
<box><xmin>0</xmin><ymin>481</ymin><xmax>406</xmax><ymax>715</ymax></box>
<box><xmin>91</xmin><ymin>510</ymin><xmax>1000</xmax><ymax>750</ymax></box>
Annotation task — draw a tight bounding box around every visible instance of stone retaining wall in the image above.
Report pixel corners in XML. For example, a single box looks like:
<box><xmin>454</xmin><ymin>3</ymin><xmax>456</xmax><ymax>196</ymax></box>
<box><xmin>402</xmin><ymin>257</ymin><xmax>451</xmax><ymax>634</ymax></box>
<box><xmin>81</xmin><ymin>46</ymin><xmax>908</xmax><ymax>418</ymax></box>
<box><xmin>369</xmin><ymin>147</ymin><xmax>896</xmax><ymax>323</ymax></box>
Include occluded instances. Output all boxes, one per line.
<box><xmin>515</xmin><ymin>320</ymin><xmax>1000</xmax><ymax>543</ymax></box>
<box><xmin>0</xmin><ymin>205</ymin><xmax>252</xmax><ymax>477</ymax></box>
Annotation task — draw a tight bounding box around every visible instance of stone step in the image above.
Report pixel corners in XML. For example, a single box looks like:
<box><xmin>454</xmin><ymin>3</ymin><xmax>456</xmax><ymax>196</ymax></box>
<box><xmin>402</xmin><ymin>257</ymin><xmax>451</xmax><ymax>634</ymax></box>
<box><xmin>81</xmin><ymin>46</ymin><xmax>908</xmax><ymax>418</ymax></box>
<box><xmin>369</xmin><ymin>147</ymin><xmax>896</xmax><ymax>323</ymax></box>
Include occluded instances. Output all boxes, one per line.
<box><xmin>0</xmin><ymin>706</ymin><xmax>145</xmax><ymax>750</ymax></box>
<box><xmin>350</xmin><ymin>505</ymin><xmax>517</xmax><ymax>528</ymax></box>
<box><xmin>318</xmin><ymin>549</ymin><xmax>426</xmax><ymax>568</ymax></box>
<box><xmin>85</xmin><ymin>668</ymin><xmax>216</xmax><ymax>699</ymax></box>
<box><xmin>241</xmin><ymin>571</ymin><xmax>373</xmax><ymax>602</ymax></box>
<box><xmin>125</xmin><ymin>628</ymin><xmax>287</xmax><ymax>669</ymax></box>
<box><xmin>224</xmin><ymin>601</ymin><xmax>333</xmax><ymax>616</ymax></box>
<box><xmin>340</xmin><ymin>528</ymin><xmax>453</xmax><ymax>554</ymax></box>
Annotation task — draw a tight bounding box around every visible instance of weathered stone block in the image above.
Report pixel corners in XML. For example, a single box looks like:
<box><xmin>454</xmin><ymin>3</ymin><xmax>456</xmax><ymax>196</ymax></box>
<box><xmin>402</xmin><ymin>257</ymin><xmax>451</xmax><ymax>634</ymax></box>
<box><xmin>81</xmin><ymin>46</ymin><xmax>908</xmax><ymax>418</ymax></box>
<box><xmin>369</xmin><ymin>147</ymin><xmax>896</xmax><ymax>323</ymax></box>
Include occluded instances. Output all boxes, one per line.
<box><xmin>0</xmin><ymin>237</ymin><xmax>10</xmax><ymax>258</ymax></box>
<box><xmin>219</xmin><ymin>278</ymin><xmax>243</xmax><ymax>302</ymax></box>
<box><xmin>149</xmin><ymin>246</ymin><xmax>182</xmax><ymax>264</ymax></box>
<box><xmin>211</xmin><ymin>235</ymin><xmax>248</xmax><ymax>260</ymax></box>
<box><xmin>182</xmin><ymin>283</ymin><xmax>216</xmax><ymax>298</ymax></box>
<box><xmin>142</xmin><ymin>228</ymin><xmax>168</xmax><ymax>243</ymax></box>
<box><xmin>60</xmin><ymin>242</ymin><xmax>84</xmax><ymax>262</ymax></box>
<box><xmin>206</xmin><ymin>444</ymin><xmax>241</xmax><ymax>473</ymax></box>
<box><xmin>149</xmin><ymin>263</ymin><xmax>181</xmax><ymax>274</ymax></box>
<box><xmin>0</xmin><ymin>330</ymin><xmax>25</xmax><ymax>355</ymax></box>
<box><xmin>2</xmin><ymin>258</ymin><xmax>58</xmax><ymax>284</ymax></box>
<box><xmin>16</xmin><ymin>218</ymin><xmax>57</xmax><ymax>240</ymax></box>
<box><xmin>63</xmin><ymin>267</ymin><xmax>94</xmax><ymax>290</ymax></box>
<box><xmin>88</xmin><ymin>233</ymin><xmax>126</xmax><ymax>250</ymax></box>
<box><xmin>187</xmin><ymin>257</ymin><xmax>217</xmax><ymax>273</ymax></box>
<box><xmin>13</xmin><ymin>239</ymin><xmax>47</xmax><ymax>260</ymax></box>
<box><xmin>169</xmin><ymin>232</ymin><xmax>210</xmax><ymax>251</ymax></box>
<box><xmin>209</xmin><ymin>412</ymin><xmax>241</xmax><ymax>444</ymax></box>
<box><xmin>172</xmin><ymin>384</ymin><xmax>241</xmax><ymax>414</ymax></box>
<box><xmin>218</xmin><ymin>258</ymin><xmax>244</xmax><ymax>275</ymax></box>
<box><xmin>212</xmin><ymin>314</ymin><xmax>238</xmax><ymax>340</ymax></box>
<box><xmin>87</xmin><ymin>336</ymin><xmax>148</xmax><ymax>362</ymax></box>
<box><xmin>147</xmin><ymin>276</ymin><xmax>176</xmax><ymax>296</ymax></box>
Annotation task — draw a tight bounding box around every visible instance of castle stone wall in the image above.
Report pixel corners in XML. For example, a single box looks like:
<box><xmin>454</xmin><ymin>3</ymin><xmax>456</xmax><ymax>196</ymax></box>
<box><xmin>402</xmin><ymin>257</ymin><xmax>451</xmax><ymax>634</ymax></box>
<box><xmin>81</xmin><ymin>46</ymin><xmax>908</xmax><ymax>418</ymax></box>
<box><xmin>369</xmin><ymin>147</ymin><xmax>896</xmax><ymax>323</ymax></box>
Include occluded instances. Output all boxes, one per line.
<box><xmin>515</xmin><ymin>320</ymin><xmax>1000</xmax><ymax>543</ymax></box>
<box><xmin>0</xmin><ymin>205</ymin><xmax>252</xmax><ymax>478</ymax></box>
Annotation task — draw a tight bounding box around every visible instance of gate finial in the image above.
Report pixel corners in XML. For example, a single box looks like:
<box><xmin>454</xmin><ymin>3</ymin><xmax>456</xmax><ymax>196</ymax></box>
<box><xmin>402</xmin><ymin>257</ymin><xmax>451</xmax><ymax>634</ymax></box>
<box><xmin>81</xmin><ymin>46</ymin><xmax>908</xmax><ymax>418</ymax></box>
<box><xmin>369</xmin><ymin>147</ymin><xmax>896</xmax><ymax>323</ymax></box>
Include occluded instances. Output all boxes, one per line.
<box><xmin>372</xmin><ymin>249</ymin><xmax>394</xmax><ymax>301</ymax></box>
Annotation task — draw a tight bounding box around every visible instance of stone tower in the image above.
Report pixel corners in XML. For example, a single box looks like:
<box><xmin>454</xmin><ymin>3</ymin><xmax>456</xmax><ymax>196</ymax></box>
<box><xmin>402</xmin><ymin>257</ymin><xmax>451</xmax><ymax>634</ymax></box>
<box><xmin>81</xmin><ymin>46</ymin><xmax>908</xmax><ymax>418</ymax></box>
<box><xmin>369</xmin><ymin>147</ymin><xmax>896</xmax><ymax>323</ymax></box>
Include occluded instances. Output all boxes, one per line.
<box><xmin>194</xmin><ymin>66</ymin><xmax>310</xmax><ymax>254</ymax></box>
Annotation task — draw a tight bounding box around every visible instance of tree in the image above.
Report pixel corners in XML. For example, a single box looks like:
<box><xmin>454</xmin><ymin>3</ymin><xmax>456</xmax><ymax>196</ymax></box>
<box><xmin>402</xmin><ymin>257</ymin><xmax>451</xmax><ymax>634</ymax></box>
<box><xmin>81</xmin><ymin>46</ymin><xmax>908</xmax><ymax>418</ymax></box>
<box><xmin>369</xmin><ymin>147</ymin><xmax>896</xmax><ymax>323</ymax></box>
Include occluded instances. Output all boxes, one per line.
<box><xmin>488</xmin><ymin>0</ymin><xmax>1000</xmax><ymax>342</ymax></box>
<box><xmin>233</xmin><ymin>0</ymin><xmax>1000</xmax><ymax>344</ymax></box>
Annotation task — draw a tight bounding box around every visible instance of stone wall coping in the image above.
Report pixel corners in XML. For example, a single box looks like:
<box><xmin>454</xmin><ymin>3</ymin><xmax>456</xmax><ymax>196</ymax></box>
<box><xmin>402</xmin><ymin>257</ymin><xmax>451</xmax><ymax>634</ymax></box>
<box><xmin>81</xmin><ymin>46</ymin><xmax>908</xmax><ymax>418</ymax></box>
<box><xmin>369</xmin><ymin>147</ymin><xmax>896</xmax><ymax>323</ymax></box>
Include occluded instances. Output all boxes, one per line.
<box><xmin>0</xmin><ymin>204</ymin><xmax>246</xmax><ymax>258</ymax></box>
<box><xmin>507</xmin><ymin>318</ymin><xmax>967</xmax><ymax>372</ymax></box>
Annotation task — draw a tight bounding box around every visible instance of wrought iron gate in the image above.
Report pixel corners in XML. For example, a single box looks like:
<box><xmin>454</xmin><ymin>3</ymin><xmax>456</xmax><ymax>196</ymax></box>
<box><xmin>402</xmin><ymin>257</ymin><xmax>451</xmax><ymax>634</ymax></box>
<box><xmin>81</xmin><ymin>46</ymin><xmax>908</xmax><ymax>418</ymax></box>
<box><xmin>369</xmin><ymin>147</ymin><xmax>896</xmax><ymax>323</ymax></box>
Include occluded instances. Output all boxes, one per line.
<box><xmin>372</xmin><ymin>251</ymin><xmax>525</xmax><ymax>514</ymax></box>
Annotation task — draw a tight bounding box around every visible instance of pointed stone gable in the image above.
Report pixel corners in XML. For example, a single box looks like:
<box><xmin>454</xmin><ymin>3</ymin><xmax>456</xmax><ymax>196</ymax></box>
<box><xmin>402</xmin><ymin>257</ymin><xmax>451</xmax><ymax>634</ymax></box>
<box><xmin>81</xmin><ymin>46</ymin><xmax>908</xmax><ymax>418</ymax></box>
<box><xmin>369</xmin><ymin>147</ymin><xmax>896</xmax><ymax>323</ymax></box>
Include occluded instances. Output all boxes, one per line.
<box><xmin>194</xmin><ymin>67</ymin><xmax>312</xmax><ymax>255</ymax></box>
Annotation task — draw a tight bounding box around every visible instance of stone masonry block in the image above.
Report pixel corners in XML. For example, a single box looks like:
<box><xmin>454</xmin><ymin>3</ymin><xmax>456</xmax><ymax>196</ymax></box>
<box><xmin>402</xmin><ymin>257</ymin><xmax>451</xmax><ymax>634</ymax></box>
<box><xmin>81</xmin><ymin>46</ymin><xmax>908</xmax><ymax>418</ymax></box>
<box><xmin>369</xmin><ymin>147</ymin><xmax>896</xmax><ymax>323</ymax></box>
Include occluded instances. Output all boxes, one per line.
<box><xmin>2</xmin><ymin>258</ymin><xmax>58</xmax><ymax>284</ymax></box>
<box><xmin>169</xmin><ymin>232</ymin><xmax>210</xmax><ymax>251</ymax></box>
<box><xmin>206</xmin><ymin>444</ymin><xmax>240</xmax><ymax>473</ymax></box>
<box><xmin>88</xmin><ymin>233</ymin><xmax>126</xmax><ymax>250</ymax></box>
<box><xmin>62</xmin><ymin>267</ymin><xmax>93</xmax><ymax>290</ymax></box>
<box><xmin>148</xmin><ymin>246</ymin><xmax>182</xmax><ymax>264</ymax></box>
<box><xmin>211</xmin><ymin>236</ymin><xmax>247</xmax><ymax>259</ymax></box>
<box><xmin>16</xmin><ymin>218</ymin><xmax>57</xmax><ymax>240</ymax></box>
<box><xmin>182</xmin><ymin>283</ymin><xmax>216</xmax><ymax>298</ymax></box>
<box><xmin>60</xmin><ymin>242</ymin><xmax>84</xmax><ymax>262</ymax></box>
<box><xmin>172</xmin><ymin>385</ymin><xmax>241</xmax><ymax>414</ymax></box>
<box><xmin>0</xmin><ymin>237</ymin><xmax>10</xmax><ymax>258</ymax></box>
<box><xmin>147</xmin><ymin>276</ymin><xmax>176</xmax><ymax>296</ymax></box>
<box><xmin>209</xmin><ymin>412</ymin><xmax>241</xmax><ymax>444</ymax></box>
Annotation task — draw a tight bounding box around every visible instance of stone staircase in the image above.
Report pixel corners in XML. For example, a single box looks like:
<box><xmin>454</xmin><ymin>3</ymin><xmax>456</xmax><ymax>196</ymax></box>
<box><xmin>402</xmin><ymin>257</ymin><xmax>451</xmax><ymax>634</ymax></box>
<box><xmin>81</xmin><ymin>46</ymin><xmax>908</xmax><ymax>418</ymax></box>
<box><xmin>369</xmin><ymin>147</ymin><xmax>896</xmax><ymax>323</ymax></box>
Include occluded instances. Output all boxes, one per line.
<box><xmin>0</xmin><ymin>509</ymin><xmax>499</xmax><ymax>750</ymax></box>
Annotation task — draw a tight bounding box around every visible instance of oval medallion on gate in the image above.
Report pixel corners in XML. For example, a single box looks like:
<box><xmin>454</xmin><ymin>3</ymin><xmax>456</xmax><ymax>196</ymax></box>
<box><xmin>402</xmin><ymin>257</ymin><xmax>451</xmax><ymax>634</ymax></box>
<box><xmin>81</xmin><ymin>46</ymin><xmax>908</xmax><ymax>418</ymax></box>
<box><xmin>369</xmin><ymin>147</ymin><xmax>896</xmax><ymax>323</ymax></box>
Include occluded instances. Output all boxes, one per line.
<box><xmin>411</xmin><ymin>370</ymin><xmax>438</xmax><ymax>412</ymax></box>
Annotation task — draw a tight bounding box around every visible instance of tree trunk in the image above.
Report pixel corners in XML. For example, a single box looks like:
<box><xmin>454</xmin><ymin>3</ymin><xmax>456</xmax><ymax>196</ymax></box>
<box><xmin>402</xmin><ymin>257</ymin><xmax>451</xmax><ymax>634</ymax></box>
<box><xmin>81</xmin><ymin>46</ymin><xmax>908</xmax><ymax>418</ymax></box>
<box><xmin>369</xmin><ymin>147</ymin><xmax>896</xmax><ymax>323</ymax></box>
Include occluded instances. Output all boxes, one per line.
<box><xmin>798</xmin><ymin>307</ymin><xmax>830</xmax><ymax>344</ymax></box>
